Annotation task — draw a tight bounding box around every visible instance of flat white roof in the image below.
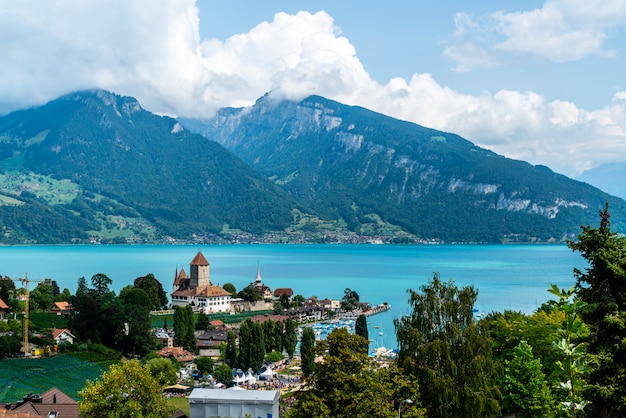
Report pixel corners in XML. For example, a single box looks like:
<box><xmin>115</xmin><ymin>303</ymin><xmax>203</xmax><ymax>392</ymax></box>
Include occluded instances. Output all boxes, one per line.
<box><xmin>188</xmin><ymin>388</ymin><xmax>279</xmax><ymax>404</ymax></box>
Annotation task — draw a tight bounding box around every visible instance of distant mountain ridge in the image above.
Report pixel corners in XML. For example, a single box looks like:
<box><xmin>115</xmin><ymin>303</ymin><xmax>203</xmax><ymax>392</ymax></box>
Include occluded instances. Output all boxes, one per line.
<box><xmin>181</xmin><ymin>93</ymin><xmax>626</xmax><ymax>242</ymax></box>
<box><xmin>0</xmin><ymin>90</ymin><xmax>300</xmax><ymax>243</ymax></box>
<box><xmin>0</xmin><ymin>89</ymin><xmax>624</xmax><ymax>244</ymax></box>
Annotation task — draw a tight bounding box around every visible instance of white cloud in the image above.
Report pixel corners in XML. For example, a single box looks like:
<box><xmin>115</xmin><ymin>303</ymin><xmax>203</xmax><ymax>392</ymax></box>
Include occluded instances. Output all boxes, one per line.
<box><xmin>0</xmin><ymin>2</ymin><xmax>625</xmax><ymax>177</ymax></box>
<box><xmin>445</xmin><ymin>0</ymin><xmax>626</xmax><ymax>68</ymax></box>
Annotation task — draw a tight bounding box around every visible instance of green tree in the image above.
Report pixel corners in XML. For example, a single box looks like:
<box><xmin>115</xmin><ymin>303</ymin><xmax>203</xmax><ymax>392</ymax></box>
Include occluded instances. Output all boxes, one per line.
<box><xmin>196</xmin><ymin>356</ymin><xmax>214</xmax><ymax>377</ymax></box>
<box><xmin>283</xmin><ymin>318</ymin><xmax>298</xmax><ymax>358</ymax></box>
<box><xmin>569</xmin><ymin>203</ymin><xmax>626</xmax><ymax>417</ymax></box>
<box><xmin>79</xmin><ymin>360</ymin><xmax>172</xmax><ymax>417</ymax></box>
<box><xmin>223</xmin><ymin>282</ymin><xmax>237</xmax><ymax>298</ymax></box>
<box><xmin>90</xmin><ymin>273</ymin><xmax>114</xmax><ymax>304</ymax></box>
<box><xmin>0</xmin><ymin>276</ymin><xmax>16</xmax><ymax>303</ymax></box>
<box><xmin>123</xmin><ymin>304</ymin><xmax>155</xmax><ymax>357</ymax></box>
<box><xmin>195</xmin><ymin>311</ymin><xmax>210</xmax><ymax>331</ymax></box>
<box><xmin>395</xmin><ymin>274</ymin><xmax>500</xmax><ymax>418</ymax></box>
<box><xmin>548</xmin><ymin>284</ymin><xmax>591</xmax><ymax>418</ymax></box>
<box><xmin>502</xmin><ymin>340</ymin><xmax>555</xmax><ymax>418</ymax></box>
<box><xmin>262</xmin><ymin>318</ymin><xmax>275</xmax><ymax>353</ymax></box>
<box><xmin>355</xmin><ymin>314</ymin><xmax>368</xmax><ymax>341</ymax></box>
<box><xmin>341</xmin><ymin>288</ymin><xmax>360</xmax><ymax>311</ymax></box>
<box><xmin>145</xmin><ymin>357</ymin><xmax>179</xmax><ymax>388</ymax></box>
<box><xmin>183</xmin><ymin>305</ymin><xmax>196</xmax><ymax>351</ymax></box>
<box><xmin>214</xmin><ymin>362</ymin><xmax>234</xmax><ymax>387</ymax></box>
<box><xmin>237</xmin><ymin>283</ymin><xmax>261</xmax><ymax>302</ymax></box>
<box><xmin>300</xmin><ymin>326</ymin><xmax>316</xmax><ymax>377</ymax></box>
<box><xmin>30</xmin><ymin>283</ymin><xmax>54</xmax><ymax>310</ymax></box>
<box><xmin>286</xmin><ymin>328</ymin><xmax>424</xmax><ymax>418</ymax></box>
<box><xmin>225</xmin><ymin>329</ymin><xmax>237</xmax><ymax>367</ymax></box>
<box><xmin>133</xmin><ymin>274</ymin><xmax>168</xmax><ymax>310</ymax></box>
<box><xmin>250</xmin><ymin>320</ymin><xmax>265</xmax><ymax>372</ymax></box>
<box><xmin>238</xmin><ymin>319</ymin><xmax>252</xmax><ymax>370</ymax></box>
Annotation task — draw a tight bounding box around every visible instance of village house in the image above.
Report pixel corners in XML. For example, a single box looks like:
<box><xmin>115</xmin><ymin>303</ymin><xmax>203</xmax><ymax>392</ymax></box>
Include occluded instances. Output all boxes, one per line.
<box><xmin>48</xmin><ymin>301</ymin><xmax>73</xmax><ymax>316</ymax></box>
<box><xmin>196</xmin><ymin>329</ymin><xmax>230</xmax><ymax>358</ymax></box>
<box><xmin>273</xmin><ymin>287</ymin><xmax>293</xmax><ymax>301</ymax></box>
<box><xmin>52</xmin><ymin>328</ymin><xmax>75</xmax><ymax>345</ymax></box>
<box><xmin>171</xmin><ymin>252</ymin><xmax>232</xmax><ymax>313</ymax></box>
<box><xmin>3</xmin><ymin>387</ymin><xmax>79</xmax><ymax>418</ymax></box>
<box><xmin>157</xmin><ymin>346</ymin><xmax>195</xmax><ymax>364</ymax></box>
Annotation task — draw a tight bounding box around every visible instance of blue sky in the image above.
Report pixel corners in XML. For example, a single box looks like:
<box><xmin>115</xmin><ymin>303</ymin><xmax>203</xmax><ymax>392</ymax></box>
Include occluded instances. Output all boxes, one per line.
<box><xmin>1</xmin><ymin>0</ymin><xmax>625</xmax><ymax>177</ymax></box>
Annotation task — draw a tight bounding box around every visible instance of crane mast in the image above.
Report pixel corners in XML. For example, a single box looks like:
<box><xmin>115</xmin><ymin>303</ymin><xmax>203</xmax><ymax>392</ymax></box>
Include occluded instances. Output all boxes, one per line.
<box><xmin>19</xmin><ymin>273</ymin><xmax>43</xmax><ymax>356</ymax></box>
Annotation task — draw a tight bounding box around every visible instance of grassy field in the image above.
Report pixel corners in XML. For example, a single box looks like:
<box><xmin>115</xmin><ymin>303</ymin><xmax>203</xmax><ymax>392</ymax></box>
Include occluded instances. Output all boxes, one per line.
<box><xmin>0</xmin><ymin>354</ymin><xmax>107</xmax><ymax>403</ymax></box>
<box><xmin>168</xmin><ymin>396</ymin><xmax>190</xmax><ymax>416</ymax></box>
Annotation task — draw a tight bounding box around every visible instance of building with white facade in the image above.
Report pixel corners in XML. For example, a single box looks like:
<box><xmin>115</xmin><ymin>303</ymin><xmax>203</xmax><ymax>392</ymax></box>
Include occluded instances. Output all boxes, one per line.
<box><xmin>188</xmin><ymin>388</ymin><xmax>279</xmax><ymax>418</ymax></box>
<box><xmin>171</xmin><ymin>252</ymin><xmax>232</xmax><ymax>313</ymax></box>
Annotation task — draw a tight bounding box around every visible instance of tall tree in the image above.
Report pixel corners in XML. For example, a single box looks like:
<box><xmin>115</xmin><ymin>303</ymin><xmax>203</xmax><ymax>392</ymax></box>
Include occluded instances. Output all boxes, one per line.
<box><xmin>283</xmin><ymin>318</ymin><xmax>298</xmax><ymax>358</ymax></box>
<box><xmin>238</xmin><ymin>319</ymin><xmax>252</xmax><ymax>370</ymax></box>
<box><xmin>250</xmin><ymin>320</ymin><xmax>266</xmax><ymax>372</ymax></box>
<box><xmin>225</xmin><ymin>329</ymin><xmax>237</xmax><ymax>367</ymax></box>
<box><xmin>395</xmin><ymin>274</ymin><xmax>501</xmax><ymax>418</ymax></box>
<box><xmin>286</xmin><ymin>328</ymin><xmax>424</xmax><ymax>418</ymax></box>
<box><xmin>341</xmin><ymin>288</ymin><xmax>360</xmax><ymax>311</ymax></box>
<box><xmin>300</xmin><ymin>326</ymin><xmax>316</xmax><ymax>377</ymax></box>
<box><xmin>569</xmin><ymin>203</ymin><xmax>626</xmax><ymax>417</ymax></box>
<box><xmin>355</xmin><ymin>314</ymin><xmax>368</xmax><ymax>341</ymax></box>
<box><xmin>133</xmin><ymin>274</ymin><xmax>168</xmax><ymax>310</ymax></box>
<box><xmin>79</xmin><ymin>360</ymin><xmax>172</xmax><ymax>417</ymax></box>
<box><xmin>145</xmin><ymin>357</ymin><xmax>178</xmax><ymax>388</ymax></box>
<box><xmin>502</xmin><ymin>340</ymin><xmax>555</xmax><ymax>418</ymax></box>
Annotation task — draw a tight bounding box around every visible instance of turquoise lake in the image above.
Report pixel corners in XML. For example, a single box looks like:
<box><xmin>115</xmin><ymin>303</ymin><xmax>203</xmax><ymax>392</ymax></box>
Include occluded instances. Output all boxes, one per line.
<box><xmin>0</xmin><ymin>244</ymin><xmax>585</xmax><ymax>349</ymax></box>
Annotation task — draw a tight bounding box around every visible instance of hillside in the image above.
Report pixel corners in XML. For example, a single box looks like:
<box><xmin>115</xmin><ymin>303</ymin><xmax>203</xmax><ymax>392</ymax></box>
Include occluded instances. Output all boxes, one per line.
<box><xmin>0</xmin><ymin>90</ymin><xmax>300</xmax><ymax>243</ymax></box>
<box><xmin>181</xmin><ymin>93</ymin><xmax>626</xmax><ymax>243</ymax></box>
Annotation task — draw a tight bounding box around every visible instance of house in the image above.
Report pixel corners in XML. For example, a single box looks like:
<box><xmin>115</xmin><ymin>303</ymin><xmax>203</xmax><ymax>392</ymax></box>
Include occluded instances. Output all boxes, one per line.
<box><xmin>171</xmin><ymin>252</ymin><xmax>232</xmax><ymax>313</ymax></box>
<box><xmin>319</xmin><ymin>298</ymin><xmax>341</xmax><ymax>311</ymax></box>
<box><xmin>209</xmin><ymin>319</ymin><xmax>225</xmax><ymax>328</ymax></box>
<box><xmin>155</xmin><ymin>329</ymin><xmax>174</xmax><ymax>348</ymax></box>
<box><xmin>48</xmin><ymin>301</ymin><xmax>73</xmax><ymax>316</ymax></box>
<box><xmin>157</xmin><ymin>346</ymin><xmax>195</xmax><ymax>364</ymax></box>
<box><xmin>0</xmin><ymin>298</ymin><xmax>8</xmax><ymax>320</ymax></box>
<box><xmin>273</xmin><ymin>287</ymin><xmax>293</xmax><ymax>301</ymax></box>
<box><xmin>51</xmin><ymin>328</ymin><xmax>75</xmax><ymax>345</ymax></box>
<box><xmin>188</xmin><ymin>388</ymin><xmax>279</xmax><ymax>418</ymax></box>
<box><xmin>5</xmin><ymin>387</ymin><xmax>79</xmax><ymax>418</ymax></box>
<box><xmin>196</xmin><ymin>329</ymin><xmax>229</xmax><ymax>358</ymax></box>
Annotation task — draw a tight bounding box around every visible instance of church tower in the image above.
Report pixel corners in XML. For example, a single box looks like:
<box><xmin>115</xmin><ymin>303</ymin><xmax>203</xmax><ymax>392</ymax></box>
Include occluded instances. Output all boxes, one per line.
<box><xmin>190</xmin><ymin>251</ymin><xmax>210</xmax><ymax>288</ymax></box>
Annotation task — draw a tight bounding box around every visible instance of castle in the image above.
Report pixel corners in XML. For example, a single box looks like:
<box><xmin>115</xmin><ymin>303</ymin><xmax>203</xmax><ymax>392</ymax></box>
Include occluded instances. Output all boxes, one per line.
<box><xmin>170</xmin><ymin>251</ymin><xmax>232</xmax><ymax>313</ymax></box>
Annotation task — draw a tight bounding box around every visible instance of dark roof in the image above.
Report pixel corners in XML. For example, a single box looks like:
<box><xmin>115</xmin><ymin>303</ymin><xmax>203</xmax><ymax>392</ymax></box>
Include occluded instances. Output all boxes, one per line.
<box><xmin>273</xmin><ymin>288</ymin><xmax>293</xmax><ymax>297</ymax></box>
<box><xmin>190</xmin><ymin>252</ymin><xmax>209</xmax><ymax>266</ymax></box>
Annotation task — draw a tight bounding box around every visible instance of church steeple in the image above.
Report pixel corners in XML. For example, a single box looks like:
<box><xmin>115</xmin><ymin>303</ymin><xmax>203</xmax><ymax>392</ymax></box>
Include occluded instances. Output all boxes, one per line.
<box><xmin>255</xmin><ymin>262</ymin><xmax>262</xmax><ymax>286</ymax></box>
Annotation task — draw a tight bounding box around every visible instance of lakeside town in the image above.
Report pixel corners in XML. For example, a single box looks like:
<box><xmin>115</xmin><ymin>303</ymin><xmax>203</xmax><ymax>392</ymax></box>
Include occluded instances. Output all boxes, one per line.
<box><xmin>0</xmin><ymin>251</ymin><xmax>391</xmax><ymax>417</ymax></box>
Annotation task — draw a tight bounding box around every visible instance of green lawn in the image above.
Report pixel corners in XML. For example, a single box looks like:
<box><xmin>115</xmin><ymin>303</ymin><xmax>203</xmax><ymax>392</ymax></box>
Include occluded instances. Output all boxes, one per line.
<box><xmin>0</xmin><ymin>354</ymin><xmax>107</xmax><ymax>403</ymax></box>
<box><xmin>168</xmin><ymin>396</ymin><xmax>190</xmax><ymax>416</ymax></box>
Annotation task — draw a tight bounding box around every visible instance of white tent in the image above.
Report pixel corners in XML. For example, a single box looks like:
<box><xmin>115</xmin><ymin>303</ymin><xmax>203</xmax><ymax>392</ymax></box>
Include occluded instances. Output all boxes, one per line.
<box><xmin>245</xmin><ymin>370</ymin><xmax>257</xmax><ymax>385</ymax></box>
<box><xmin>259</xmin><ymin>367</ymin><xmax>275</xmax><ymax>381</ymax></box>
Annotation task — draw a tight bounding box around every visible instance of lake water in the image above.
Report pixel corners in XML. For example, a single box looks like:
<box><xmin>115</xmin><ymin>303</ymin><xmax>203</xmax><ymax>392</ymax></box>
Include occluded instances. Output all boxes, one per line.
<box><xmin>0</xmin><ymin>244</ymin><xmax>584</xmax><ymax>349</ymax></box>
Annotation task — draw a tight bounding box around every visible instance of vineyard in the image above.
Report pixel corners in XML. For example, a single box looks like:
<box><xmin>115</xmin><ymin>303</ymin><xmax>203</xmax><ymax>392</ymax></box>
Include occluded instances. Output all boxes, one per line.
<box><xmin>0</xmin><ymin>354</ymin><xmax>107</xmax><ymax>403</ymax></box>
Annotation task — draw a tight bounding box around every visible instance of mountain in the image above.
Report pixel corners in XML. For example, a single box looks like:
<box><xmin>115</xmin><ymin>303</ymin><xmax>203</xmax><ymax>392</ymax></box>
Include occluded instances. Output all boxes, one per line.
<box><xmin>576</xmin><ymin>163</ymin><xmax>626</xmax><ymax>201</ymax></box>
<box><xmin>0</xmin><ymin>90</ymin><xmax>300</xmax><ymax>243</ymax></box>
<box><xmin>180</xmin><ymin>93</ymin><xmax>626</xmax><ymax>243</ymax></box>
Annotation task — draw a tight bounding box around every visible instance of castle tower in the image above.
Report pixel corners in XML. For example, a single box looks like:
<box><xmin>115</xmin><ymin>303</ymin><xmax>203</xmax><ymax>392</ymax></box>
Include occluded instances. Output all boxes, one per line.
<box><xmin>190</xmin><ymin>251</ymin><xmax>210</xmax><ymax>288</ymax></box>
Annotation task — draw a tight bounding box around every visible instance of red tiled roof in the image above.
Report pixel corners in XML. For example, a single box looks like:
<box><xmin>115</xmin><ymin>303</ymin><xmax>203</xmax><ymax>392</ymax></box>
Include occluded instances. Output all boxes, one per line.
<box><xmin>190</xmin><ymin>251</ymin><xmax>209</xmax><ymax>266</ymax></box>
<box><xmin>250</xmin><ymin>314</ymin><xmax>289</xmax><ymax>324</ymax></box>
<box><xmin>273</xmin><ymin>288</ymin><xmax>293</xmax><ymax>297</ymax></box>
<box><xmin>172</xmin><ymin>285</ymin><xmax>230</xmax><ymax>298</ymax></box>
<box><xmin>157</xmin><ymin>346</ymin><xmax>195</xmax><ymax>362</ymax></box>
<box><xmin>50</xmin><ymin>301</ymin><xmax>72</xmax><ymax>311</ymax></box>
<box><xmin>209</xmin><ymin>319</ymin><xmax>224</xmax><ymax>327</ymax></box>
<box><xmin>0</xmin><ymin>298</ymin><xmax>8</xmax><ymax>309</ymax></box>
<box><xmin>52</xmin><ymin>328</ymin><xmax>75</xmax><ymax>340</ymax></box>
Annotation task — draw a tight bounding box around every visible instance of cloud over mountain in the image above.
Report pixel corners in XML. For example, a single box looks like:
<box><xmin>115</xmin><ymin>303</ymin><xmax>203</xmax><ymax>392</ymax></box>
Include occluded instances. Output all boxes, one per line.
<box><xmin>0</xmin><ymin>1</ymin><xmax>625</xmax><ymax>177</ymax></box>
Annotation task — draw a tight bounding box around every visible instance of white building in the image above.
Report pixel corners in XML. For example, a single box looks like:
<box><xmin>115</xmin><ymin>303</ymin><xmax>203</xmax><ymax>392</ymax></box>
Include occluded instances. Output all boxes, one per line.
<box><xmin>188</xmin><ymin>388</ymin><xmax>279</xmax><ymax>418</ymax></box>
<box><xmin>171</xmin><ymin>252</ymin><xmax>232</xmax><ymax>313</ymax></box>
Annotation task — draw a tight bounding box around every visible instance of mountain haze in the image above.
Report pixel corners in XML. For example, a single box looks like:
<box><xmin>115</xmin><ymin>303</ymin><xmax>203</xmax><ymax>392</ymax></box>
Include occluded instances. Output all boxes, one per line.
<box><xmin>182</xmin><ymin>93</ymin><xmax>626</xmax><ymax>243</ymax></box>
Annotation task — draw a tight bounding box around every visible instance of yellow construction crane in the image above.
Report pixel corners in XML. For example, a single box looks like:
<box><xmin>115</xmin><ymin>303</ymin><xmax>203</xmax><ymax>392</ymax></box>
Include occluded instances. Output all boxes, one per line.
<box><xmin>19</xmin><ymin>273</ymin><xmax>44</xmax><ymax>356</ymax></box>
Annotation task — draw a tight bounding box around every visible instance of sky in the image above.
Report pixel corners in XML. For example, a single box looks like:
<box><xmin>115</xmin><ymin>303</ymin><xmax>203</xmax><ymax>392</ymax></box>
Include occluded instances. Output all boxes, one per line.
<box><xmin>1</xmin><ymin>0</ymin><xmax>626</xmax><ymax>177</ymax></box>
